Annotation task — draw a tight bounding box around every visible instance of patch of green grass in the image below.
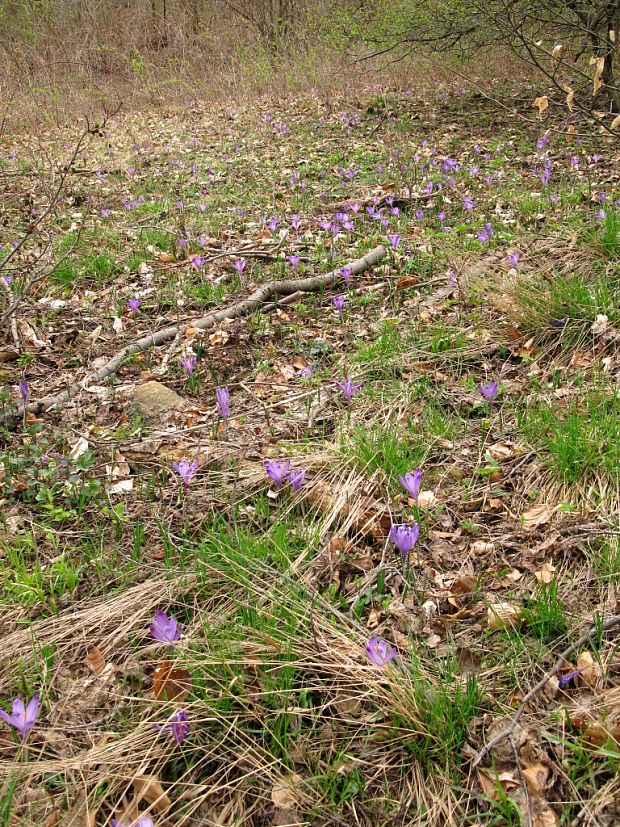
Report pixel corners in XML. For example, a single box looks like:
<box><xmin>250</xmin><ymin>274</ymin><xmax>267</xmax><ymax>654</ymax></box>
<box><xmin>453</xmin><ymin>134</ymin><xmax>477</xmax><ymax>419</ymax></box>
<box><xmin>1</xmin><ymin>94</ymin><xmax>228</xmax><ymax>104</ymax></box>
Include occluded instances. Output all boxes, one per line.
<box><xmin>590</xmin><ymin>207</ymin><xmax>620</xmax><ymax>260</ymax></box>
<box><xmin>511</xmin><ymin>264</ymin><xmax>620</xmax><ymax>337</ymax></box>
<box><xmin>519</xmin><ymin>391</ymin><xmax>620</xmax><ymax>485</ymax></box>
<box><xmin>399</xmin><ymin>654</ymin><xmax>482</xmax><ymax>766</ymax></box>
<box><xmin>347</xmin><ymin>423</ymin><xmax>427</xmax><ymax>479</ymax></box>
<box><xmin>521</xmin><ymin>580</ymin><xmax>568</xmax><ymax>643</ymax></box>
<box><xmin>592</xmin><ymin>537</ymin><xmax>620</xmax><ymax>585</ymax></box>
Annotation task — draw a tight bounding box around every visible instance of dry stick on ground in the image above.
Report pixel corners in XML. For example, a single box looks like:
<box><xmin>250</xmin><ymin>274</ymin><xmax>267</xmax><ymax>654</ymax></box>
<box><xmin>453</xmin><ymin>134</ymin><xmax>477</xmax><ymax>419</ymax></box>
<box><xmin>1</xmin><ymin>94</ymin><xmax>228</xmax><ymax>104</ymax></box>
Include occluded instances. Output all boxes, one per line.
<box><xmin>24</xmin><ymin>245</ymin><xmax>386</xmax><ymax>418</ymax></box>
<box><xmin>473</xmin><ymin>613</ymin><xmax>620</xmax><ymax>767</ymax></box>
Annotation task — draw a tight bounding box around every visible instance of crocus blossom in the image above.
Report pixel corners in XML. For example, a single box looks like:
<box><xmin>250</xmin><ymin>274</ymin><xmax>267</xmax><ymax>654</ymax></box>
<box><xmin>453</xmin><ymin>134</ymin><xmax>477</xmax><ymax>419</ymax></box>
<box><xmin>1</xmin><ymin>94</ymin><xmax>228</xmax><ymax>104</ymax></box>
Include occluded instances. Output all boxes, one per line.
<box><xmin>264</xmin><ymin>459</ymin><xmax>291</xmax><ymax>487</ymax></box>
<box><xmin>0</xmin><ymin>694</ymin><xmax>40</xmax><ymax>741</ymax></box>
<box><xmin>112</xmin><ymin>818</ymin><xmax>154</xmax><ymax>827</ymax></box>
<box><xmin>398</xmin><ymin>469</ymin><xmax>422</xmax><ymax>501</ymax></box>
<box><xmin>127</xmin><ymin>298</ymin><xmax>141</xmax><ymax>314</ymax></box>
<box><xmin>390</xmin><ymin>523</ymin><xmax>420</xmax><ymax>562</ymax></box>
<box><xmin>477</xmin><ymin>223</ymin><xmax>493</xmax><ymax>245</ymax></box>
<box><xmin>506</xmin><ymin>251</ymin><xmax>522</xmax><ymax>267</ymax></box>
<box><xmin>288</xmin><ymin>255</ymin><xmax>300</xmax><ymax>268</ymax></box>
<box><xmin>19</xmin><ymin>380</ymin><xmax>28</xmax><ymax>404</ymax></box>
<box><xmin>340</xmin><ymin>267</ymin><xmax>352</xmax><ymax>283</ymax></box>
<box><xmin>173</xmin><ymin>458</ymin><xmax>199</xmax><ymax>488</ymax></box>
<box><xmin>216</xmin><ymin>387</ymin><xmax>230</xmax><ymax>420</ymax></box>
<box><xmin>365</xmin><ymin>636</ymin><xmax>396</xmax><ymax>667</ymax></box>
<box><xmin>288</xmin><ymin>469</ymin><xmax>306</xmax><ymax>492</ymax></box>
<box><xmin>479</xmin><ymin>380</ymin><xmax>499</xmax><ymax>403</ymax></box>
<box><xmin>387</xmin><ymin>233</ymin><xmax>401</xmax><ymax>248</ymax></box>
<box><xmin>233</xmin><ymin>259</ymin><xmax>246</xmax><ymax>274</ymax></box>
<box><xmin>155</xmin><ymin>710</ymin><xmax>189</xmax><ymax>745</ymax></box>
<box><xmin>333</xmin><ymin>295</ymin><xmax>345</xmax><ymax>312</ymax></box>
<box><xmin>149</xmin><ymin>610</ymin><xmax>182</xmax><ymax>644</ymax></box>
<box><xmin>181</xmin><ymin>356</ymin><xmax>196</xmax><ymax>375</ymax></box>
<box><xmin>335</xmin><ymin>378</ymin><xmax>363</xmax><ymax>402</ymax></box>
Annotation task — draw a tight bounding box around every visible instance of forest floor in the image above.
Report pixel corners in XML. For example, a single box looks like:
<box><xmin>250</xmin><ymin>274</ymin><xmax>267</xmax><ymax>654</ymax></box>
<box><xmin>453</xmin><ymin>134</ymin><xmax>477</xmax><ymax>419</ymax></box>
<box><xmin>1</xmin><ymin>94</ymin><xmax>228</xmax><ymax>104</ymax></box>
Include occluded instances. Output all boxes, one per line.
<box><xmin>1</xmin><ymin>82</ymin><xmax>620</xmax><ymax>827</ymax></box>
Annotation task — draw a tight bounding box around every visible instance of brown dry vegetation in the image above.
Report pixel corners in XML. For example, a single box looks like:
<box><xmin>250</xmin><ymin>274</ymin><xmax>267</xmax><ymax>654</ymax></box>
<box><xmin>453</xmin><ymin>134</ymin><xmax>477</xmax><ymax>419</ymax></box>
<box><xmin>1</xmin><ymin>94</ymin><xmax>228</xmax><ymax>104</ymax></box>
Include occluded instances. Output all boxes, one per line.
<box><xmin>1</xmin><ymin>7</ymin><xmax>620</xmax><ymax>827</ymax></box>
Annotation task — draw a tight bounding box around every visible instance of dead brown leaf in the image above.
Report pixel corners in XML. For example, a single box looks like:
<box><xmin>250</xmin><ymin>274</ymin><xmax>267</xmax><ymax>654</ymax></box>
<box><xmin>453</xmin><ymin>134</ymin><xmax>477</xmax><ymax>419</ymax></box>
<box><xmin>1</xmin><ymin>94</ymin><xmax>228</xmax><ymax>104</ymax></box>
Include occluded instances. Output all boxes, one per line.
<box><xmin>534</xmin><ymin>562</ymin><xmax>556</xmax><ymax>585</ymax></box>
<box><xmin>84</xmin><ymin>647</ymin><xmax>106</xmax><ymax>677</ymax></box>
<box><xmin>522</xmin><ymin>763</ymin><xmax>549</xmax><ymax>796</ymax></box>
<box><xmin>522</xmin><ymin>504</ymin><xmax>553</xmax><ymax>529</ymax></box>
<box><xmin>271</xmin><ymin>774</ymin><xmax>302</xmax><ymax>808</ymax></box>
<box><xmin>487</xmin><ymin>602</ymin><xmax>523</xmax><ymax>630</ymax></box>
<box><xmin>152</xmin><ymin>661</ymin><xmax>192</xmax><ymax>701</ymax></box>
<box><xmin>576</xmin><ymin>651</ymin><xmax>600</xmax><ymax>688</ymax></box>
<box><xmin>131</xmin><ymin>774</ymin><xmax>171</xmax><ymax>811</ymax></box>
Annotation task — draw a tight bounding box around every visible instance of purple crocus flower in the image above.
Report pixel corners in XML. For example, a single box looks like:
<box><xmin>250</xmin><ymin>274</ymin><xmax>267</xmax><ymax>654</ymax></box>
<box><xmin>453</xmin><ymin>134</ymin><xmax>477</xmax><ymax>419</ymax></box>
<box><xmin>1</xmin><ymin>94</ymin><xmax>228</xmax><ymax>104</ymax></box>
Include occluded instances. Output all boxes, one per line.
<box><xmin>288</xmin><ymin>255</ymin><xmax>300</xmax><ymax>268</ymax></box>
<box><xmin>2</xmin><ymin>276</ymin><xmax>13</xmax><ymax>285</ymax></box>
<box><xmin>479</xmin><ymin>380</ymin><xmax>499</xmax><ymax>403</ymax></box>
<box><xmin>398</xmin><ymin>469</ymin><xmax>422</xmax><ymax>501</ymax></box>
<box><xmin>181</xmin><ymin>356</ymin><xmax>197</xmax><ymax>375</ymax></box>
<box><xmin>19</xmin><ymin>380</ymin><xmax>28</xmax><ymax>404</ymax></box>
<box><xmin>415</xmin><ymin>209</ymin><xmax>424</xmax><ymax>221</ymax></box>
<box><xmin>425</xmin><ymin>181</ymin><xmax>434</xmax><ymax>194</ymax></box>
<box><xmin>127</xmin><ymin>298</ymin><xmax>141</xmax><ymax>314</ymax></box>
<box><xmin>264</xmin><ymin>459</ymin><xmax>291</xmax><ymax>487</ymax></box>
<box><xmin>387</xmin><ymin>233</ymin><xmax>401</xmax><ymax>248</ymax></box>
<box><xmin>477</xmin><ymin>223</ymin><xmax>493</xmax><ymax>245</ymax></box>
<box><xmin>149</xmin><ymin>609</ymin><xmax>182</xmax><ymax>644</ymax></box>
<box><xmin>0</xmin><ymin>694</ymin><xmax>40</xmax><ymax>741</ymax></box>
<box><xmin>267</xmin><ymin>216</ymin><xmax>279</xmax><ymax>233</ymax></box>
<box><xmin>290</xmin><ymin>214</ymin><xmax>301</xmax><ymax>230</ymax></box>
<box><xmin>340</xmin><ymin>266</ymin><xmax>352</xmax><ymax>283</ymax></box>
<box><xmin>112</xmin><ymin>818</ymin><xmax>154</xmax><ymax>827</ymax></box>
<box><xmin>154</xmin><ymin>710</ymin><xmax>189</xmax><ymax>746</ymax></box>
<box><xmin>365</xmin><ymin>636</ymin><xmax>396</xmax><ymax>667</ymax></box>
<box><xmin>558</xmin><ymin>669</ymin><xmax>585</xmax><ymax>690</ymax></box>
<box><xmin>463</xmin><ymin>196</ymin><xmax>474</xmax><ymax>213</ymax></box>
<box><xmin>333</xmin><ymin>295</ymin><xmax>345</xmax><ymax>312</ymax></box>
<box><xmin>335</xmin><ymin>378</ymin><xmax>363</xmax><ymax>401</ymax></box>
<box><xmin>100</xmin><ymin>208</ymin><xmax>112</xmax><ymax>218</ymax></box>
<box><xmin>192</xmin><ymin>256</ymin><xmax>204</xmax><ymax>272</ymax></box>
<box><xmin>173</xmin><ymin>458</ymin><xmax>199</xmax><ymax>488</ymax></box>
<box><xmin>288</xmin><ymin>469</ymin><xmax>306</xmax><ymax>492</ymax></box>
<box><xmin>233</xmin><ymin>259</ymin><xmax>246</xmax><ymax>274</ymax></box>
<box><xmin>390</xmin><ymin>523</ymin><xmax>420</xmax><ymax>562</ymax></box>
<box><xmin>216</xmin><ymin>386</ymin><xmax>230</xmax><ymax>420</ymax></box>
<box><xmin>506</xmin><ymin>251</ymin><xmax>522</xmax><ymax>267</ymax></box>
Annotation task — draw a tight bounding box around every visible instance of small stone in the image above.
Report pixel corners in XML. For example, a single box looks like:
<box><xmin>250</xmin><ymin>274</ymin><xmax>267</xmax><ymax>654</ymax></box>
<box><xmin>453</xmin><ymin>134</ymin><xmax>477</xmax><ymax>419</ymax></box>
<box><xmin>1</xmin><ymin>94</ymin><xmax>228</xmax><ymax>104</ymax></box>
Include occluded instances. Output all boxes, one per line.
<box><xmin>132</xmin><ymin>381</ymin><xmax>186</xmax><ymax>425</ymax></box>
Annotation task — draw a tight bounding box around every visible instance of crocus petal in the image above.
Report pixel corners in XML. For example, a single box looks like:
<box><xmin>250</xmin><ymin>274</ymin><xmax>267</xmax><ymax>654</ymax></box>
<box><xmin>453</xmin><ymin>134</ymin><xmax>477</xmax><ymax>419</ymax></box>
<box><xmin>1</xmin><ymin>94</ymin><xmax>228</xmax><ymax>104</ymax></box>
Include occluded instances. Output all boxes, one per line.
<box><xmin>0</xmin><ymin>709</ymin><xmax>14</xmax><ymax>727</ymax></box>
<box><xmin>25</xmin><ymin>694</ymin><xmax>40</xmax><ymax>725</ymax></box>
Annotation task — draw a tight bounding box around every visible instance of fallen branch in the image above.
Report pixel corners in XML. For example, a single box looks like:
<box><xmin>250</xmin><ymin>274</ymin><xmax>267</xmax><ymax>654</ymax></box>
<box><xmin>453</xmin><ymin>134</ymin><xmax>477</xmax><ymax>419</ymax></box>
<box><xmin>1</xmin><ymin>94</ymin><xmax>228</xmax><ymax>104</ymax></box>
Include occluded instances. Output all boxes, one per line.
<box><xmin>26</xmin><ymin>245</ymin><xmax>386</xmax><ymax>417</ymax></box>
<box><xmin>473</xmin><ymin>613</ymin><xmax>620</xmax><ymax>767</ymax></box>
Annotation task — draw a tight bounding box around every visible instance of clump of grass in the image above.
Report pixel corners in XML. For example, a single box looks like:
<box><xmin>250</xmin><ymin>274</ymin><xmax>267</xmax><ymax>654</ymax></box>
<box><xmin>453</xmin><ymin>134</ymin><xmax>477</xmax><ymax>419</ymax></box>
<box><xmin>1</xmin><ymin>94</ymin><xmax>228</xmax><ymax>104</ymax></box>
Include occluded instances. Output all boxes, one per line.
<box><xmin>522</xmin><ymin>580</ymin><xmax>568</xmax><ymax>643</ymax></box>
<box><xmin>590</xmin><ymin>208</ymin><xmax>619</xmax><ymax>260</ymax></box>
<box><xmin>347</xmin><ymin>423</ymin><xmax>427</xmax><ymax>479</ymax></box>
<box><xmin>519</xmin><ymin>390</ymin><xmax>620</xmax><ymax>486</ymax></box>
<box><xmin>511</xmin><ymin>264</ymin><xmax>620</xmax><ymax>340</ymax></box>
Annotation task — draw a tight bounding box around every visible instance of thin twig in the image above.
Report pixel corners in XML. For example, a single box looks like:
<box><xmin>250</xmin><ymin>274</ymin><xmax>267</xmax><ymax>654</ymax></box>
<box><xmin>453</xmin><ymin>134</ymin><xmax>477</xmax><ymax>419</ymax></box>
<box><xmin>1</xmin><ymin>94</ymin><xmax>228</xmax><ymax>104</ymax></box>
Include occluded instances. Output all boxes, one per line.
<box><xmin>473</xmin><ymin>614</ymin><xmax>620</xmax><ymax>767</ymax></box>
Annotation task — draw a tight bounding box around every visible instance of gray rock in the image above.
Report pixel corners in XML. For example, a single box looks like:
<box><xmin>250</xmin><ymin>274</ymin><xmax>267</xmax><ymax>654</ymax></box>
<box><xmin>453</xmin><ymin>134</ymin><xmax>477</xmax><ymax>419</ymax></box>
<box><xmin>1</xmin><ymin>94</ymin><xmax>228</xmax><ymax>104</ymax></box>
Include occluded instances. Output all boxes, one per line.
<box><xmin>132</xmin><ymin>381</ymin><xmax>186</xmax><ymax>425</ymax></box>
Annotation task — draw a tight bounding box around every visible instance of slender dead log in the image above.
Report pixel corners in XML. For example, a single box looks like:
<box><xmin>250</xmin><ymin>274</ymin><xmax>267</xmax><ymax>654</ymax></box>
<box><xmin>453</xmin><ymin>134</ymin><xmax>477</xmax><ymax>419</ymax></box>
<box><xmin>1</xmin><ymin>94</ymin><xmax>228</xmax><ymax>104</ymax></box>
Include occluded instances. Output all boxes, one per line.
<box><xmin>27</xmin><ymin>245</ymin><xmax>386</xmax><ymax>417</ymax></box>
